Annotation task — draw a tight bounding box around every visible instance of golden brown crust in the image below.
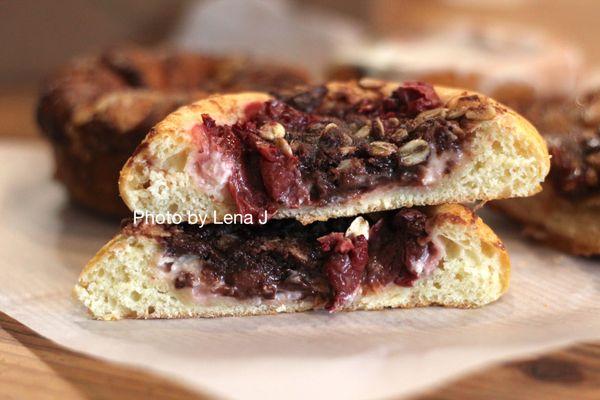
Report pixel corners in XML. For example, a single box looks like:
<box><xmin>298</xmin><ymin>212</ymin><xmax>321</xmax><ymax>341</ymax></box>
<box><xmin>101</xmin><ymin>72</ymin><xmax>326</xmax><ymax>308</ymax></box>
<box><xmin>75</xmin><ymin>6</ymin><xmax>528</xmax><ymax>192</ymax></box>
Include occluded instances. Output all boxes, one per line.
<box><xmin>119</xmin><ymin>91</ymin><xmax>273</xmax><ymax>204</ymax></box>
<box><xmin>432</xmin><ymin>204</ymin><xmax>510</xmax><ymax>293</ymax></box>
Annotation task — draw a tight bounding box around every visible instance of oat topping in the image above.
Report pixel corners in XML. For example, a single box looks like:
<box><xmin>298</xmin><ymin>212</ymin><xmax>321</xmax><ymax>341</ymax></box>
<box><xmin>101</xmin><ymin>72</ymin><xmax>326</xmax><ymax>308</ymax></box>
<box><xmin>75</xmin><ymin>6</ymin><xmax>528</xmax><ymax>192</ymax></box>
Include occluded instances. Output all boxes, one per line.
<box><xmin>398</xmin><ymin>139</ymin><xmax>431</xmax><ymax>166</ymax></box>
<box><xmin>199</xmin><ymin>83</ymin><xmax>491</xmax><ymax>219</ymax></box>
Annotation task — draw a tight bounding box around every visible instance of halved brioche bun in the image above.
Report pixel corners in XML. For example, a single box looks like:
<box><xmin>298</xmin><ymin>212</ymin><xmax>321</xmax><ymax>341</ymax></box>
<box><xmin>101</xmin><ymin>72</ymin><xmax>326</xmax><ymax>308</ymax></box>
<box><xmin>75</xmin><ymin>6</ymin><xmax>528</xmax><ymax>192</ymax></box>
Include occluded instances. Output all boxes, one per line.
<box><xmin>74</xmin><ymin>204</ymin><xmax>510</xmax><ymax>320</ymax></box>
<box><xmin>492</xmin><ymin>183</ymin><xmax>600</xmax><ymax>256</ymax></box>
<box><xmin>119</xmin><ymin>81</ymin><xmax>549</xmax><ymax>224</ymax></box>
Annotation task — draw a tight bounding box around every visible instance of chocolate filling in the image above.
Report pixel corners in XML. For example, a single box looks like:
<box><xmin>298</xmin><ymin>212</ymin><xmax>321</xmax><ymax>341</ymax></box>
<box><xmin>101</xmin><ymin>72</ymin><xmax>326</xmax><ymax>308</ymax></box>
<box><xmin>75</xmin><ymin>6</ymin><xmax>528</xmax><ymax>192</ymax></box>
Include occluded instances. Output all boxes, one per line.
<box><xmin>196</xmin><ymin>82</ymin><xmax>485</xmax><ymax>219</ymax></box>
<box><xmin>124</xmin><ymin>208</ymin><xmax>442</xmax><ymax>311</ymax></box>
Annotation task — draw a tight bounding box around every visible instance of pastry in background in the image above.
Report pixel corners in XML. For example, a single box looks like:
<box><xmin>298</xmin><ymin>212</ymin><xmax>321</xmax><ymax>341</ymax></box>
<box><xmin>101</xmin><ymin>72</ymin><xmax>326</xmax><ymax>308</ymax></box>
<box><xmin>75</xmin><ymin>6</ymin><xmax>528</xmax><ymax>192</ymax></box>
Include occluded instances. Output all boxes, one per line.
<box><xmin>493</xmin><ymin>90</ymin><xmax>600</xmax><ymax>256</ymax></box>
<box><xmin>36</xmin><ymin>47</ymin><xmax>309</xmax><ymax>216</ymax></box>
<box><xmin>328</xmin><ymin>25</ymin><xmax>582</xmax><ymax>111</ymax></box>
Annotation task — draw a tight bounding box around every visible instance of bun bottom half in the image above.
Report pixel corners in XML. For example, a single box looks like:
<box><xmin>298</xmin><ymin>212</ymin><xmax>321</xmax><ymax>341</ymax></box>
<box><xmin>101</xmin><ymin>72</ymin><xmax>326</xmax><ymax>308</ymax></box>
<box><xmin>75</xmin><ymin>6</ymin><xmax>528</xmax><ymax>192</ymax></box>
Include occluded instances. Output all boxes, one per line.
<box><xmin>75</xmin><ymin>204</ymin><xmax>509</xmax><ymax>320</ymax></box>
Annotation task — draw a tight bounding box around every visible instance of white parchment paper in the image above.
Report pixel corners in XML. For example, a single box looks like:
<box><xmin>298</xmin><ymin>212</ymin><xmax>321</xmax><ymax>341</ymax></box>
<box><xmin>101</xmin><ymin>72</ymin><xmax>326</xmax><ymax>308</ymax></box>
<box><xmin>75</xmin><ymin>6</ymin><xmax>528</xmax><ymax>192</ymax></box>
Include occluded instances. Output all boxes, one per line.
<box><xmin>0</xmin><ymin>141</ymin><xmax>598</xmax><ymax>399</ymax></box>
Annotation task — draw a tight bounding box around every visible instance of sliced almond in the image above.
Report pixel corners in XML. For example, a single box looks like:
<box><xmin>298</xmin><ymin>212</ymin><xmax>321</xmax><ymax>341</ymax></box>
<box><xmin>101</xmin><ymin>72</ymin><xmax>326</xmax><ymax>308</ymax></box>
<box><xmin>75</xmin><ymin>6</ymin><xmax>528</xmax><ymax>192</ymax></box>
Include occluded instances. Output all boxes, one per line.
<box><xmin>447</xmin><ymin>94</ymin><xmax>488</xmax><ymax>120</ymax></box>
<box><xmin>447</xmin><ymin>108</ymin><xmax>467</xmax><ymax>119</ymax></box>
<box><xmin>445</xmin><ymin>94</ymin><xmax>462</xmax><ymax>109</ymax></box>
<box><xmin>456</xmin><ymin>95</ymin><xmax>484</xmax><ymax>109</ymax></box>
<box><xmin>398</xmin><ymin>139</ymin><xmax>430</xmax><ymax>166</ymax></box>
<box><xmin>339</xmin><ymin>132</ymin><xmax>354</xmax><ymax>146</ymax></box>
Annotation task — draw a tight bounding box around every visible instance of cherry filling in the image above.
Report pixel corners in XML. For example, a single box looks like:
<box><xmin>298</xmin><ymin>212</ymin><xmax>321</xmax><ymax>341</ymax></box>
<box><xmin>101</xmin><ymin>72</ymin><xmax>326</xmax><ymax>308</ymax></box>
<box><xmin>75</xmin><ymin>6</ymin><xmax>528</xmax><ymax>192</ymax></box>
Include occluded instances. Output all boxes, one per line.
<box><xmin>366</xmin><ymin>209</ymin><xmax>441</xmax><ymax>289</ymax></box>
<box><xmin>251</xmin><ymin>135</ymin><xmax>309</xmax><ymax>208</ymax></box>
<box><xmin>392</xmin><ymin>82</ymin><xmax>443</xmax><ymax>115</ymax></box>
<box><xmin>318</xmin><ymin>233</ymin><xmax>368</xmax><ymax>311</ymax></box>
<box><xmin>125</xmin><ymin>208</ymin><xmax>444</xmax><ymax>311</ymax></box>
<box><xmin>196</xmin><ymin>82</ymin><xmax>479</xmax><ymax>220</ymax></box>
<box><xmin>200</xmin><ymin>116</ymin><xmax>274</xmax><ymax>217</ymax></box>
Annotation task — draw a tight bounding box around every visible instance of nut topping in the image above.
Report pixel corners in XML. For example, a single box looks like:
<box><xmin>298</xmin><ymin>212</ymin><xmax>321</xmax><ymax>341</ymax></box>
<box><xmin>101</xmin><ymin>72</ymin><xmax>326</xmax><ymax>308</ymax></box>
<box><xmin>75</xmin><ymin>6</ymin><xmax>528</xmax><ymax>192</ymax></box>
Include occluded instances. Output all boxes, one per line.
<box><xmin>275</xmin><ymin>137</ymin><xmax>293</xmax><ymax>157</ymax></box>
<box><xmin>338</xmin><ymin>131</ymin><xmax>354</xmax><ymax>146</ymax></box>
<box><xmin>455</xmin><ymin>94</ymin><xmax>484</xmax><ymax>109</ymax></box>
<box><xmin>259</xmin><ymin>121</ymin><xmax>286</xmax><ymax>140</ymax></box>
<box><xmin>398</xmin><ymin>139</ymin><xmax>430</xmax><ymax>166</ymax></box>
<box><xmin>206</xmin><ymin>83</ymin><xmax>475</xmax><ymax>211</ymax></box>
<box><xmin>368</xmin><ymin>141</ymin><xmax>398</xmax><ymax>157</ymax></box>
<box><xmin>446</xmin><ymin>94</ymin><xmax>493</xmax><ymax>120</ymax></box>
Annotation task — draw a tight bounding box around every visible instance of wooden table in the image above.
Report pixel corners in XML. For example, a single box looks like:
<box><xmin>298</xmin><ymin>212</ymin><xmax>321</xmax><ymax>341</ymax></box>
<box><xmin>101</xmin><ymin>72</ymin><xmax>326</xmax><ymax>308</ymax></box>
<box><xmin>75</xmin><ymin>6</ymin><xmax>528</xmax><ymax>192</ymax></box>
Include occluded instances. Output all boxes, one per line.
<box><xmin>1</xmin><ymin>312</ymin><xmax>598</xmax><ymax>399</ymax></box>
<box><xmin>1</xmin><ymin>89</ymin><xmax>599</xmax><ymax>399</ymax></box>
